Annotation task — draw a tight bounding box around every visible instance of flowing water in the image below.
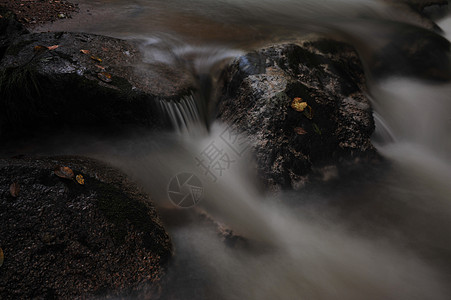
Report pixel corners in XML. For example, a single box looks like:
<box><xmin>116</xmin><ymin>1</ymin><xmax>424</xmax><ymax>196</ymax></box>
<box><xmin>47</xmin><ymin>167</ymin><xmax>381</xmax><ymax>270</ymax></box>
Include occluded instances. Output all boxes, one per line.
<box><xmin>36</xmin><ymin>1</ymin><xmax>451</xmax><ymax>299</ymax></box>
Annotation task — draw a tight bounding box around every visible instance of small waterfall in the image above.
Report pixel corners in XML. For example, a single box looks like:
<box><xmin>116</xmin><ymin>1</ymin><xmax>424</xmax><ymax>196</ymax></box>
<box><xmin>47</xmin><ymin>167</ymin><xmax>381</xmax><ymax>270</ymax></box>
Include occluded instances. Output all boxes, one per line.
<box><xmin>159</xmin><ymin>94</ymin><xmax>203</xmax><ymax>133</ymax></box>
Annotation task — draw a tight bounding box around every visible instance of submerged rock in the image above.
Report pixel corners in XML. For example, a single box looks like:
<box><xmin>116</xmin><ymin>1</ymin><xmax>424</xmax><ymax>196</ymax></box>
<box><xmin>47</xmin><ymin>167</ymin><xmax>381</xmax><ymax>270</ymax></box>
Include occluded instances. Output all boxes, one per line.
<box><xmin>372</xmin><ymin>0</ymin><xmax>450</xmax><ymax>80</ymax></box>
<box><xmin>218</xmin><ymin>40</ymin><xmax>379</xmax><ymax>189</ymax></box>
<box><xmin>0</xmin><ymin>28</ymin><xmax>195</xmax><ymax>139</ymax></box>
<box><xmin>383</xmin><ymin>0</ymin><xmax>449</xmax><ymax>31</ymax></box>
<box><xmin>0</xmin><ymin>156</ymin><xmax>172</xmax><ymax>299</ymax></box>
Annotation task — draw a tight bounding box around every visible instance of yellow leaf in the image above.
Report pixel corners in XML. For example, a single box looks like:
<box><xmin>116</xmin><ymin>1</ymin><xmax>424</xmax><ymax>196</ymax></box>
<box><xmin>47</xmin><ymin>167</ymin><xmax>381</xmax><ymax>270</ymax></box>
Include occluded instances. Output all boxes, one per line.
<box><xmin>0</xmin><ymin>247</ymin><xmax>4</xmax><ymax>267</ymax></box>
<box><xmin>9</xmin><ymin>182</ymin><xmax>20</xmax><ymax>197</ymax></box>
<box><xmin>76</xmin><ymin>174</ymin><xmax>85</xmax><ymax>185</ymax></box>
<box><xmin>90</xmin><ymin>55</ymin><xmax>103</xmax><ymax>63</ymax></box>
<box><xmin>54</xmin><ymin>166</ymin><xmax>74</xmax><ymax>179</ymax></box>
<box><xmin>291</xmin><ymin>97</ymin><xmax>308</xmax><ymax>112</ymax></box>
<box><xmin>47</xmin><ymin>45</ymin><xmax>59</xmax><ymax>51</ymax></box>
<box><xmin>80</xmin><ymin>49</ymin><xmax>90</xmax><ymax>54</ymax></box>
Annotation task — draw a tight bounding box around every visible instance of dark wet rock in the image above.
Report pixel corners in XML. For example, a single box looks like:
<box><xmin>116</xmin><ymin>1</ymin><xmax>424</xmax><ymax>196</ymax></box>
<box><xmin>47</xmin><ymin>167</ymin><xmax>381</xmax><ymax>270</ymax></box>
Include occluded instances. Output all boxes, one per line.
<box><xmin>0</xmin><ymin>30</ymin><xmax>195</xmax><ymax>139</ymax></box>
<box><xmin>218</xmin><ymin>40</ymin><xmax>379</xmax><ymax>190</ymax></box>
<box><xmin>371</xmin><ymin>1</ymin><xmax>450</xmax><ymax>81</ymax></box>
<box><xmin>0</xmin><ymin>156</ymin><xmax>172</xmax><ymax>299</ymax></box>
<box><xmin>394</xmin><ymin>0</ymin><xmax>448</xmax><ymax>12</ymax></box>
<box><xmin>0</xmin><ymin>7</ymin><xmax>28</xmax><ymax>60</ymax></box>
<box><xmin>382</xmin><ymin>0</ymin><xmax>448</xmax><ymax>31</ymax></box>
<box><xmin>370</xmin><ymin>25</ymin><xmax>450</xmax><ymax>81</ymax></box>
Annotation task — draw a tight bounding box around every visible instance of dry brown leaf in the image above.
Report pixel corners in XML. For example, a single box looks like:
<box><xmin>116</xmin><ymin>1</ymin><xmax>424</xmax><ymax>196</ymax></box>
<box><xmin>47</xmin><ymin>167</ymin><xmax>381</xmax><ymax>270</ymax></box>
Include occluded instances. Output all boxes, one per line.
<box><xmin>294</xmin><ymin>127</ymin><xmax>307</xmax><ymax>135</ymax></box>
<box><xmin>102</xmin><ymin>47</ymin><xmax>108</xmax><ymax>52</ymax></box>
<box><xmin>95</xmin><ymin>64</ymin><xmax>105</xmax><ymax>70</ymax></box>
<box><xmin>80</xmin><ymin>49</ymin><xmax>90</xmax><ymax>54</ymax></box>
<box><xmin>97</xmin><ymin>72</ymin><xmax>112</xmax><ymax>83</ymax></box>
<box><xmin>0</xmin><ymin>247</ymin><xmax>3</xmax><ymax>267</ymax></box>
<box><xmin>54</xmin><ymin>166</ymin><xmax>74</xmax><ymax>179</ymax></box>
<box><xmin>34</xmin><ymin>45</ymin><xmax>47</xmax><ymax>52</ymax></box>
<box><xmin>90</xmin><ymin>55</ymin><xmax>103</xmax><ymax>63</ymax></box>
<box><xmin>9</xmin><ymin>182</ymin><xmax>20</xmax><ymax>197</ymax></box>
<box><xmin>291</xmin><ymin>97</ymin><xmax>308</xmax><ymax>112</ymax></box>
<box><xmin>47</xmin><ymin>45</ymin><xmax>59</xmax><ymax>51</ymax></box>
<box><xmin>76</xmin><ymin>174</ymin><xmax>85</xmax><ymax>185</ymax></box>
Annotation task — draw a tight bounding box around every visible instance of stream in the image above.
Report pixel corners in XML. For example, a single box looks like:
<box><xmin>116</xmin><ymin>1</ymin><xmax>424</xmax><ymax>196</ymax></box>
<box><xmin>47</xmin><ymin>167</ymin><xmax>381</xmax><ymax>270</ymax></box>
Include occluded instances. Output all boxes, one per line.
<box><xmin>37</xmin><ymin>1</ymin><xmax>451</xmax><ymax>299</ymax></box>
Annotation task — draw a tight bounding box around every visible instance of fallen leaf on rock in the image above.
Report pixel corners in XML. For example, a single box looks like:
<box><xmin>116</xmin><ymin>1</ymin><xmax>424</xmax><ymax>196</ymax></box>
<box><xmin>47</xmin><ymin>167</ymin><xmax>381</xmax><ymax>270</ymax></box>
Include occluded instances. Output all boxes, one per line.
<box><xmin>95</xmin><ymin>64</ymin><xmax>105</xmax><ymax>70</ymax></box>
<box><xmin>90</xmin><ymin>55</ymin><xmax>103</xmax><ymax>63</ymax></box>
<box><xmin>102</xmin><ymin>47</ymin><xmax>108</xmax><ymax>52</ymax></box>
<box><xmin>303</xmin><ymin>105</ymin><xmax>314</xmax><ymax>119</ymax></box>
<box><xmin>54</xmin><ymin>166</ymin><xmax>74</xmax><ymax>179</ymax></box>
<box><xmin>294</xmin><ymin>127</ymin><xmax>307</xmax><ymax>135</ymax></box>
<box><xmin>80</xmin><ymin>49</ymin><xmax>90</xmax><ymax>54</ymax></box>
<box><xmin>0</xmin><ymin>247</ymin><xmax>3</xmax><ymax>267</ymax></box>
<box><xmin>291</xmin><ymin>97</ymin><xmax>308</xmax><ymax>112</ymax></box>
<box><xmin>9</xmin><ymin>182</ymin><xmax>20</xmax><ymax>197</ymax></box>
<box><xmin>313</xmin><ymin>123</ymin><xmax>322</xmax><ymax>135</ymax></box>
<box><xmin>47</xmin><ymin>45</ymin><xmax>59</xmax><ymax>51</ymax></box>
<box><xmin>76</xmin><ymin>174</ymin><xmax>85</xmax><ymax>185</ymax></box>
<box><xmin>98</xmin><ymin>72</ymin><xmax>112</xmax><ymax>83</ymax></box>
<box><xmin>34</xmin><ymin>45</ymin><xmax>47</xmax><ymax>52</ymax></box>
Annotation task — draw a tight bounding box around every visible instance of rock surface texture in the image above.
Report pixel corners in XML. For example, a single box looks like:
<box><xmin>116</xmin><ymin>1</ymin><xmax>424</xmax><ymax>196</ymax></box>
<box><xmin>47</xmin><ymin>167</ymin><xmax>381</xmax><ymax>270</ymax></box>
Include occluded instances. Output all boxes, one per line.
<box><xmin>0</xmin><ymin>156</ymin><xmax>172</xmax><ymax>299</ymax></box>
<box><xmin>218</xmin><ymin>40</ymin><xmax>379</xmax><ymax>189</ymax></box>
<box><xmin>0</xmin><ymin>12</ymin><xmax>195</xmax><ymax>138</ymax></box>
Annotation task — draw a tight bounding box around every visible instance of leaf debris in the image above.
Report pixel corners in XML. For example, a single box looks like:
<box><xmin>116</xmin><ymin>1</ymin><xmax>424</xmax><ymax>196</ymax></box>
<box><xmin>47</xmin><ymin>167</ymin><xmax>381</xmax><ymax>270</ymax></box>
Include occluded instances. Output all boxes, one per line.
<box><xmin>0</xmin><ymin>247</ymin><xmax>4</xmax><ymax>267</ymax></box>
<box><xmin>47</xmin><ymin>45</ymin><xmax>59</xmax><ymax>51</ymax></box>
<box><xmin>294</xmin><ymin>127</ymin><xmax>307</xmax><ymax>135</ymax></box>
<box><xmin>97</xmin><ymin>72</ymin><xmax>112</xmax><ymax>83</ymax></box>
<box><xmin>34</xmin><ymin>45</ymin><xmax>47</xmax><ymax>52</ymax></box>
<box><xmin>90</xmin><ymin>55</ymin><xmax>103</xmax><ymax>63</ymax></box>
<box><xmin>9</xmin><ymin>182</ymin><xmax>20</xmax><ymax>197</ymax></box>
<box><xmin>76</xmin><ymin>174</ymin><xmax>85</xmax><ymax>185</ymax></box>
<box><xmin>291</xmin><ymin>97</ymin><xmax>308</xmax><ymax>112</ymax></box>
<box><xmin>54</xmin><ymin>166</ymin><xmax>74</xmax><ymax>180</ymax></box>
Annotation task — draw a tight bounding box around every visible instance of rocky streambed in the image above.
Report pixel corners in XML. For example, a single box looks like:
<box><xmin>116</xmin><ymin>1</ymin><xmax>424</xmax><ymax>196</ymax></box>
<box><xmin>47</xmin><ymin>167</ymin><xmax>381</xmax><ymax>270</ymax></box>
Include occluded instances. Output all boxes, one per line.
<box><xmin>1</xmin><ymin>0</ymin><xmax>449</xmax><ymax>298</ymax></box>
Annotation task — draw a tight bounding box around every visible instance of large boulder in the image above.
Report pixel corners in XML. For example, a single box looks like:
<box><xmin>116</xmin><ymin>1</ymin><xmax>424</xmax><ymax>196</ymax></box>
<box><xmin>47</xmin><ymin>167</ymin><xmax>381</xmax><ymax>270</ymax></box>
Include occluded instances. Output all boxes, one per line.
<box><xmin>0</xmin><ymin>156</ymin><xmax>172</xmax><ymax>299</ymax></box>
<box><xmin>0</xmin><ymin>29</ymin><xmax>195</xmax><ymax>139</ymax></box>
<box><xmin>218</xmin><ymin>40</ymin><xmax>379</xmax><ymax>189</ymax></box>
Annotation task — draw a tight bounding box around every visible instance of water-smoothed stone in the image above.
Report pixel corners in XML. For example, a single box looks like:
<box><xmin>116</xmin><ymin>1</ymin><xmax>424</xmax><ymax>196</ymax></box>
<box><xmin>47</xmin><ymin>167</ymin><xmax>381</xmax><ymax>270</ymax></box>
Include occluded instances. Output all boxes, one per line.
<box><xmin>371</xmin><ymin>0</ymin><xmax>450</xmax><ymax>80</ymax></box>
<box><xmin>382</xmin><ymin>0</ymin><xmax>449</xmax><ymax>31</ymax></box>
<box><xmin>0</xmin><ymin>29</ymin><xmax>195</xmax><ymax>139</ymax></box>
<box><xmin>0</xmin><ymin>155</ymin><xmax>172</xmax><ymax>299</ymax></box>
<box><xmin>368</xmin><ymin>23</ymin><xmax>450</xmax><ymax>81</ymax></box>
<box><xmin>218</xmin><ymin>40</ymin><xmax>379</xmax><ymax>190</ymax></box>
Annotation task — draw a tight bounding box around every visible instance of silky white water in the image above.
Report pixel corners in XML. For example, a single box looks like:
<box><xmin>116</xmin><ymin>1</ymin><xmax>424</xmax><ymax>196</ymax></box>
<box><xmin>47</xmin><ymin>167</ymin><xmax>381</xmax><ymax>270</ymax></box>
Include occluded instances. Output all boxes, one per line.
<box><xmin>35</xmin><ymin>0</ymin><xmax>451</xmax><ymax>299</ymax></box>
